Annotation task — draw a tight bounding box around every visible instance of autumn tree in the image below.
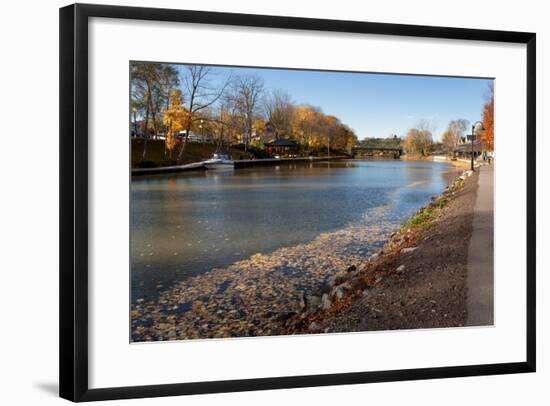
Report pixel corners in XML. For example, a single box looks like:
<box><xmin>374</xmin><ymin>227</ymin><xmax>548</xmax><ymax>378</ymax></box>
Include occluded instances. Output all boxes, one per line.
<box><xmin>131</xmin><ymin>62</ymin><xmax>179</xmax><ymax>160</ymax></box>
<box><xmin>263</xmin><ymin>89</ymin><xmax>295</xmax><ymax>138</ymax></box>
<box><xmin>163</xmin><ymin>90</ymin><xmax>188</xmax><ymax>158</ymax></box>
<box><xmin>252</xmin><ymin>119</ymin><xmax>266</xmax><ymax>146</ymax></box>
<box><xmin>405</xmin><ymin>121</ymin><xmax>433</xmax><ymax>157</ymax></box>
<box><xmin>323</xmin><ymin>115</ymin><xmax>340</xmax><ymax>156</ymax></box>
<box><xmin>206</xmin><ymin>92</ymin><xmax>246</xmax><ymax>150</ymax></box>
<box><xmin>231</xmin><ymin>75</ymin><xmax>264</xmax><ymax>151</ymax></box>
<box><xmin>442</xmin><ymin>119</ymin><xmax>469</xmax><ymax>154</ymax></box>
<box><xmin>482</xmin><ymin>83</ymin><xmax>494</xmax><ymax>151</ymax></box>
<box><xmin>292</xmin><ymin>105</ymin><xmax>323</xmax><ymax>150</ymax></box>
<box><xmin>207</xmin><ymin>105</ymin><xmax>229</xmax><ymax>152</ymax></box>
<box><xmin>176</xmin><ymin>66</ymin><xmax>231</xmax><ymax>162</ymax></box>
<box><xmin>151</xmin><ymin>65</ymin><xmax>180</xmax><ymax>133</ymax></box>
<box><xmin>217</xmin><ymin>92</ymin><xmax>244</xmax><ymax>145</ymax></box>
<box><xmin>336</xmin><ymin>124</ymin><xmax>358</xmax><ymax>154</ymax></box>
<box><xmin>290</xmin><ymin>105</ymin><xmax>357</xmax><ymax>154</ymax></box>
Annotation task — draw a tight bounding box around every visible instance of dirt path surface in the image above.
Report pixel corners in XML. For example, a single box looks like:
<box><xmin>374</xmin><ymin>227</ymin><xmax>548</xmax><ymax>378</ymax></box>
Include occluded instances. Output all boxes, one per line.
<box><xmin>292</xmin><ymin>170</ymin><xmax>479</xmax><ymax>334</ymax></box>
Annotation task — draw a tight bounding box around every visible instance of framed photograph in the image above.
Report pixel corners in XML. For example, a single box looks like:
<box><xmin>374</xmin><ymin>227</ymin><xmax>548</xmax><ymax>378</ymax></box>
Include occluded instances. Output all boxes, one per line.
<box><xmin>59</xmin><ymin>3</ymin><xmax>536</xmax><ymax>402</ymax></box>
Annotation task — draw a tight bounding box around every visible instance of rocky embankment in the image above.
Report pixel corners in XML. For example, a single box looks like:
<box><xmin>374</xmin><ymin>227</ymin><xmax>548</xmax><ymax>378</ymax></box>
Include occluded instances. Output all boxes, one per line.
<box><xmin>284</xmin><ymin>169</ymin><xmax>478</xmax><ymax>334</ymax></box>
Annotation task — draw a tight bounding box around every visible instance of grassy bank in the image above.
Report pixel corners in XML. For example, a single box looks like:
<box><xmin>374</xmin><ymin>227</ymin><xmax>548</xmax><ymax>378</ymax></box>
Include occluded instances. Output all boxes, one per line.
<box><xmin>132</xmin><ymin>139</ymin><xmax>255</xmax><ymax>168</ymax></box>
<box><xmin>132</xmin><ymin>138</ymin><xmax>350</xmax><ymax>168</ymax></box>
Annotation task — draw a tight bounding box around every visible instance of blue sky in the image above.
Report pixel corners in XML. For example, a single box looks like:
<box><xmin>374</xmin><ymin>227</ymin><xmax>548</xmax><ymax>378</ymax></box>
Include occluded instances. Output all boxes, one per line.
<box><xmin>175</xmin><ymin>64</ymin><xmax>492</xmax><ymax>141</ymax></box>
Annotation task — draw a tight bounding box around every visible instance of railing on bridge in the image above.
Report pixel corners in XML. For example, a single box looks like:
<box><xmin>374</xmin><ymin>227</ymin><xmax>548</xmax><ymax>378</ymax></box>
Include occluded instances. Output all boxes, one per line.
<box><xmin>351</xmin><ymin>146</ymin><xmax>403</xmax><ymax>159</ymax></box>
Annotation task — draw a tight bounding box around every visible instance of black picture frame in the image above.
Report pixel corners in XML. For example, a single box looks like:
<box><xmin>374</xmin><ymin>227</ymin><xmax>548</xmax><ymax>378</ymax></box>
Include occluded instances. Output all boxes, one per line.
<box><xmin>59</xmin><ymin>3</ymin><xmax>536</xmax><ymax>402</ymax></box>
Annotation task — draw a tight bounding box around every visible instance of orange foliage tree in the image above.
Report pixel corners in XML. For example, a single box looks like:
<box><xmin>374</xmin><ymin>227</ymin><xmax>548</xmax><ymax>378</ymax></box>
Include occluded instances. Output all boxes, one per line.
<box><xmin>481</xmin><ymin>84</ymin><xmax>494</xmax><ymax>151</ymax></box>
<box><xmin>163</xmin><ymin>90</ymin><xmax>189</xmax><ymax>157</ymax></box>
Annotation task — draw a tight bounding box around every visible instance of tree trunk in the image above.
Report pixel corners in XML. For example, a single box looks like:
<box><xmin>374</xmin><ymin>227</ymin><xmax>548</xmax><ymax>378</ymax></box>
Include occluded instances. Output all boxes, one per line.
<box><xmin>217</xmin><ymin>126</ymin><xmax>224</xmax><ymax>152</ymax></box>
<box><xmin>177</xmin><ymin>90</ymin><xmax>196</xmax><ymax>163</ymax></box>
<box><xmin>176</xmin><ymin>128</ymin><xmax>190</xmax><ymax>163</ymax></box>
<box><xmin>151</xmin><ymin>108</ymin><xmax>158</xmax><ymax>140</ymax></box>
<box><xmin>141</xmin><ymin>88</ymin><xmax>151</xmax><ymax>161</ymax></box>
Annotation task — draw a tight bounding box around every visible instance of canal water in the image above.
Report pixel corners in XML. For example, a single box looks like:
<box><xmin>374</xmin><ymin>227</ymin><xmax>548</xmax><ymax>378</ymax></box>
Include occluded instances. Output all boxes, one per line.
<box><xmin>131</xmin><ymin>160</ymin><xmax>459</xmax><ymax>303</ymax></box>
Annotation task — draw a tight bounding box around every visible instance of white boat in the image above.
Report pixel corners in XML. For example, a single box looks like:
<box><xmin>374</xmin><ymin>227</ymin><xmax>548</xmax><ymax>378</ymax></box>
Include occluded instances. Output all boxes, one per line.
<box><xmin>204</xmin><ymin>153</ymin><xmax>234</xmax><ymax>170</ymax></box>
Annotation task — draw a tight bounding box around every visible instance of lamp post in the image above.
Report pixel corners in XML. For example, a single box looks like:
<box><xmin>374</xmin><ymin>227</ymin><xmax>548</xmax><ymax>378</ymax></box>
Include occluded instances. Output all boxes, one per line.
<box><xmin>199</xmin><ymin>119</ymin><xmax>204</xmax><ymax>142</ymax></box>
<box><xmin>470</xmin><ymin>121</ymin><xmax>484</xmax><ymax>171</ymax></box>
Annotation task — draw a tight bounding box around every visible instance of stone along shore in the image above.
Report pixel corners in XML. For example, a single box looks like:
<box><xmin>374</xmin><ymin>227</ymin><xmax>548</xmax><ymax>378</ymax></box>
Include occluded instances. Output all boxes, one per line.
<box><xmin>132</xmin><ymin>168</ymin><xmax>478</xmax><ymax>341</ymax></box>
